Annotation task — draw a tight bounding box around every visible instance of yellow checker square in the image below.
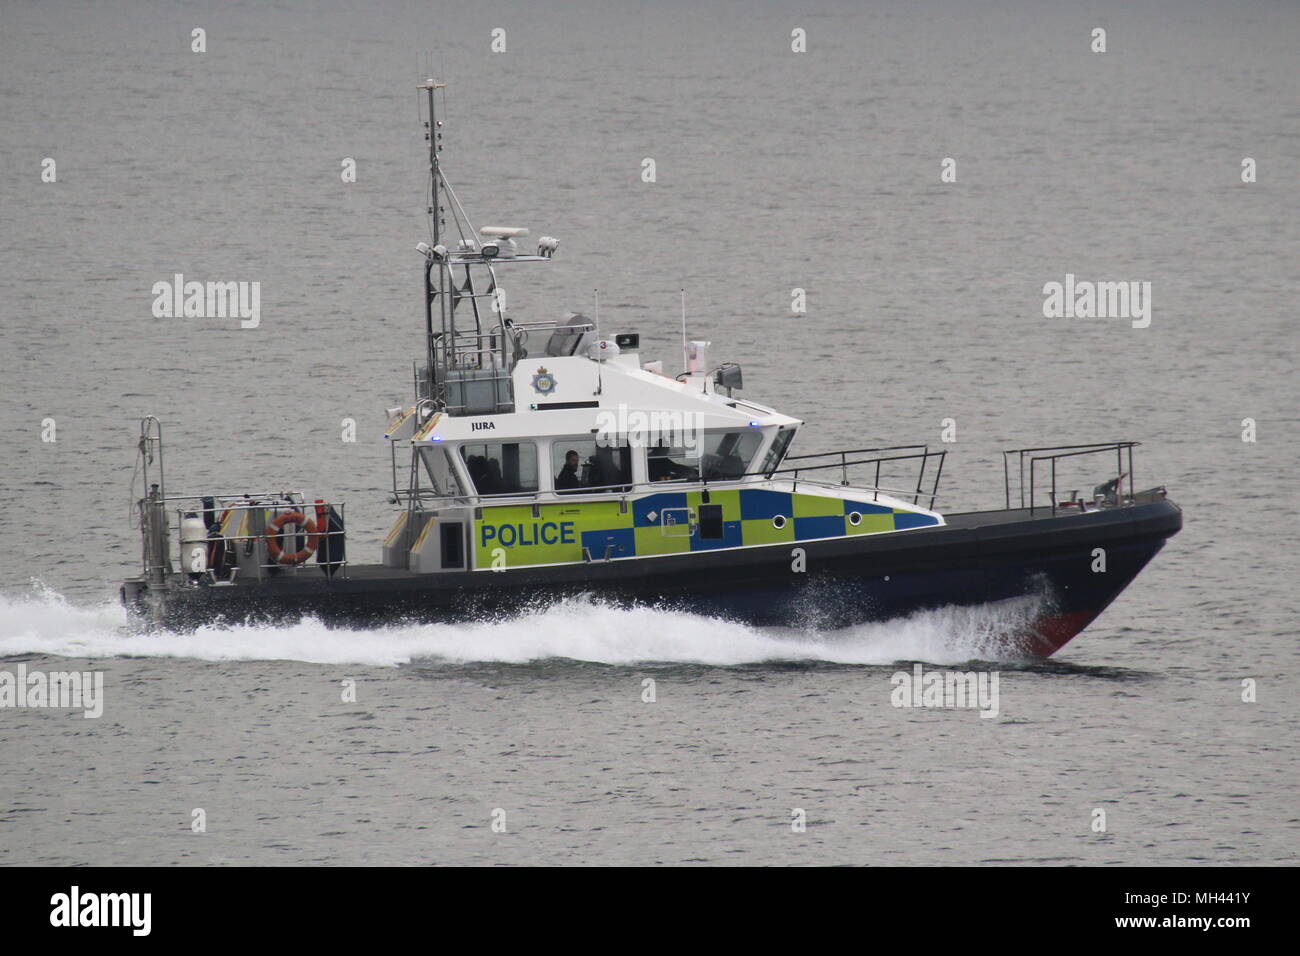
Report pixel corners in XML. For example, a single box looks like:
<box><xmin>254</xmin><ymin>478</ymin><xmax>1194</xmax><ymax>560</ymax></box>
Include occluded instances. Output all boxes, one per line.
<box><xmin>479</xmin><ymin>504</ymin><xmax>535</xmax><ymax>525</ymax></box>
<box><xmin>844</xmin><ymin>512</ymin><xmax>895</xmax><ymax>535</ymax></box>
<box><xmin>634</xmin><ymin>526</ymin><xmax>692</xmax><ymax>556</ymax></box>
<box><xmin>689</xmin><ymin>489</ymin><xmax>741</xmax><ymax>521</ymax></box>
<box><xmin>791</xmin><ymin>493</ymin><xmax>844</xmax><ymax>518</ymax></box>
<box><xmin>742</xmin><ymin>518</ymin><xmax>796</xmax><ymax>546</ymax></box>
<box><xmin>547</xmin><ymin>499</ymin><xmax>633</xmax><ymax>528</ymax></box>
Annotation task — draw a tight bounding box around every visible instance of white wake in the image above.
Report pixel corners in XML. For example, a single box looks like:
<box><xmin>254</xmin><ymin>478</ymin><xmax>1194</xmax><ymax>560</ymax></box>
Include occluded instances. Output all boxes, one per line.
<box><xmin>0</xmin><ymin>583</ymin><xmax>1041</xmax><ymax>667</ymax></box>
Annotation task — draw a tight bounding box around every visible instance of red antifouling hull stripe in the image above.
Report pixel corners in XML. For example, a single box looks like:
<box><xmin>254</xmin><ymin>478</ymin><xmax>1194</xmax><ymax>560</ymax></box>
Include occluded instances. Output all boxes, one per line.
<box><xmin>1027</xmin><ymin>610</ymin><xmax>1097</xmax><ymax>657</ymax></box>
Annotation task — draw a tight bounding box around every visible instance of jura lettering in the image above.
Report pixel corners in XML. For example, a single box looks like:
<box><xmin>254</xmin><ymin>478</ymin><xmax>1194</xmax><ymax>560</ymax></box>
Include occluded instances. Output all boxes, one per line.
<box><xmin>471</xmin><ymin>421</ymin><xmax>496</xmax><ymax>431</ymax></box>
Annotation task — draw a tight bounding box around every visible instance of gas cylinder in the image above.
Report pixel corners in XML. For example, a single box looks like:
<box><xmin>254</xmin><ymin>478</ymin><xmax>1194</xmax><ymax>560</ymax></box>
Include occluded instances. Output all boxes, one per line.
<box><xmin>180</xmin><ymin>512</ymin><xmax>209</xmax><ymax>576</ymax></box>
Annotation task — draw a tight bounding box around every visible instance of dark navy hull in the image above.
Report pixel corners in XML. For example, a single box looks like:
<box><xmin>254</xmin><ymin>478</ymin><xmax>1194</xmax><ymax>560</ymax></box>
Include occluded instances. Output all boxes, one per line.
<box><xmin>126</xmin><ymin>499</ymin><xmax>1181</xmax><ymax>657</ymax></box>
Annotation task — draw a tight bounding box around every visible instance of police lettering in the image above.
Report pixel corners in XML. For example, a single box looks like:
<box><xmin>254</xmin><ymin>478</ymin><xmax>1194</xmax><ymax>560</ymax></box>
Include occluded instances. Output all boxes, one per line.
<box><xmin>481</xmin><ymin>521</ymin><xmax>576</xmax><ymax>548</ymax></box>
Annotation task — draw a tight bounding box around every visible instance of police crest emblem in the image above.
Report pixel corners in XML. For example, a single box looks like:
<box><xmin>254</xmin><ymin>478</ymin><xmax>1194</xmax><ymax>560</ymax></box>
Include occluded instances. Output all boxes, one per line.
<box><xmin>531</xmin><ymin>366</ymin><xmax>558</xmax><ymax>395</ymax></box>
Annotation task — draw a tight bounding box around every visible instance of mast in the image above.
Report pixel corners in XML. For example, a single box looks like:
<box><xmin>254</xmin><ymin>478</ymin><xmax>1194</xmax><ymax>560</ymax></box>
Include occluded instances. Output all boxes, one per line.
<box><xmin>420</xmin><ymin>78</ymin><xmax>446</xmax><ymax>401</ymax></box>
<box><xmin>422</xmin><ymin>78</ymin><xmax>444</xmax><ymax>247</ymax></box>
<box><xmin>409</xmin><ymin>78</ymin><xmax>557</xmax><ymax>422</ymax></box>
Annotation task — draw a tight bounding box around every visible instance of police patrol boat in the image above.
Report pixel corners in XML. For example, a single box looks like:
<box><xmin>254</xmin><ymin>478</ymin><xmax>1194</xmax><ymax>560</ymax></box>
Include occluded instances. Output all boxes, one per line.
<box><xmin>119</xmin><ymin>80</ymin><xmax>1182</xmax><ymax>656</ymax></box>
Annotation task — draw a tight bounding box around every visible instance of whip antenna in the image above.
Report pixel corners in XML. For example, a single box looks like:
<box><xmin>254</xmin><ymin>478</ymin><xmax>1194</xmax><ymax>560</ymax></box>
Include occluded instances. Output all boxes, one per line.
<box><xmin>680</xmin><ymin>288</ymin><xmax>688</xmax><ymax>375</ymax></box>
<box><xmin>594</xmin><ymin>288</ymin><xmax>602</xmax><ymax>396</ymax></box>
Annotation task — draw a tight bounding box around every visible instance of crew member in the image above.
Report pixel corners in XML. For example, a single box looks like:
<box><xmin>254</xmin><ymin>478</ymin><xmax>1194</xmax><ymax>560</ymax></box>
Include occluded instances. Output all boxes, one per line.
<box><xmin>555</xmin><ymin>450</ymin><xmax>582</xmax><ymax>493</ymax></box>
<box><xmin>648</xmin><ymin>446</ymin><xmax>676</xmax><ymax>481</ymax></box>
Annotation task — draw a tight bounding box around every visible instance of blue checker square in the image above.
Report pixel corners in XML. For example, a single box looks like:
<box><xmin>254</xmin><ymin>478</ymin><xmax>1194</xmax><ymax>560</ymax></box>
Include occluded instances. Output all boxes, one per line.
<box><xmin>893</xmin><ymin>512</ymin><xmax>939</xmax><ymax>530</ymax></box>
<box><xmin>633</xmin><ymin>493</ymin><xmax>687</xmax><ymax>527</ymax></box>
<box><xmin>740</xmin><ymin>489</ymin><xmax>793</xmax><ymax>520</ymax></box>
<box><xmin>843</xmin><ymin>499</ymin><xmax>893</xmax><ymax>515</ymax></box>
<box><xmin>581</xmin><ymin>527</ymin><xmax>636</xmax><ymax>557</ymax></box>
<box><xmin>691</xmin><ymin>521</ymin><xmax>744</xmax><ymax>551</ymax></box>
<box><xmin>793</xmin><ymin>515</ymin><xmax>845</xmax><ymax>540</ymax></box>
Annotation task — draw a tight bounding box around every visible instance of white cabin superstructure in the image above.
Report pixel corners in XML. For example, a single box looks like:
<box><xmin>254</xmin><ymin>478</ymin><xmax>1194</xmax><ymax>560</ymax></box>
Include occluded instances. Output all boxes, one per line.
<box><xmin>364</xmin><ymin>80</ymin><xmax>947</xmax><ymax>576</ymax></box>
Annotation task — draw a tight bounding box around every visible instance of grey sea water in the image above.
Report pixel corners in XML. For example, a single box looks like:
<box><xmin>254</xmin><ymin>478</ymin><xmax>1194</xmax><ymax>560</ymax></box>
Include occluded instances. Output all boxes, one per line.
<box><xmin>0</xmin><ymin>0</ymin><xmax>1296</xmax><ymax>866</ymax></box>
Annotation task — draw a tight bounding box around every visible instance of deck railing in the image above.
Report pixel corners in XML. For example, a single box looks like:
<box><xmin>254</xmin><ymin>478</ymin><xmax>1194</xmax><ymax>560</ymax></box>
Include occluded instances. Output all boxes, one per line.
<box><xmin>778</xmin><ymin>445</ymin><xmax>946</xmax><ymax>509</ymax></box>
<box><xmin>392</xmin><ymin>444</ymin><xmax>947</xmax><ymax>511</ymax></box>
<box><xmin>136</xmin><ymin>492</ymin><xmax>348</xmax><ymax>582</ymax></box>
<box><xmin>1002</xmin><ymin>442</ymin><xmax>1139</xmax><ymax>514</ymax></box>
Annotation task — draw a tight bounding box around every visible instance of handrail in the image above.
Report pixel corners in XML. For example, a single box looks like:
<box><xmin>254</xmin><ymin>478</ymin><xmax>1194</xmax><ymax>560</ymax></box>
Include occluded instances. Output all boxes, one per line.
<box><xmin>167</xmin><ymin>498</ymin><xmax>349</xmax><ymax>582</ymax></box>
<box><xmin>393</xmin><ymin>445</ymin><xmax>947</xmax><ymax>511</ymax></box>
<box><xmin>139</xmin><ymin>491</ymin><xmax>319</xmax><ymax>505</ymax></box>
<box><xmin>509</xmin><ymin>319</ymin><xmax>596</xmax><ymax>333</ymax></box>
<box><xmin>776</xmin><ymin>445</ymin><xmax>944</xmax><ymax>508</ymax></box>
<box><xmin>785</xmin><ymin>444</ymin><xmax>929</xmax><ymax>460</ymax></box>
<box><xmin>1002</xmin><ymin>441</ymin><xmax>1140</xmax><ymax>514</ymax></box>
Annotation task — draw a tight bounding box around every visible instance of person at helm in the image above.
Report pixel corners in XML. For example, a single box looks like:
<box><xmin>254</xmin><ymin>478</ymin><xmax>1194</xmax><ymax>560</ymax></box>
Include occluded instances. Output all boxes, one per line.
<box><xmin>555</xmin><ymin>450</ymin><xmax>583</xmax><ymax>493</ymax></box>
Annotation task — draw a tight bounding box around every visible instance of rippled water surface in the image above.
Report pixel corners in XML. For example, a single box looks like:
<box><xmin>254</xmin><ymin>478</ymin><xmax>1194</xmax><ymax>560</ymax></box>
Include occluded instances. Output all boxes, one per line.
<box><xmin>0</xmin><ymin>0</ymin><xmax>1296</xmax><ymax>865</ymax></box>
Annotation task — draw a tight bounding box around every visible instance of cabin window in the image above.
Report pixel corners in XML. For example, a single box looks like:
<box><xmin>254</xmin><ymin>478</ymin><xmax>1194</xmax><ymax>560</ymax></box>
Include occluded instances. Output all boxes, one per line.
<box><xmin>699</xmin><ymin>430</ymin><xmax>764</xmax><ymax>479</ymax></box>
<box><xmin>646</xmin><ymin>429</ymin><xmax>764</xmax><ymax>483</ymax></box>
<box><xmin>551</xmin><ymin>438</ymin><xmax>632</xmax><ymax>494</ymax></box>
<box><xmin>646</xmin><ymin>444</ymin><xmax>699</xmax><ymax>482</ymax></box>
<box><xmin>418</xmin><ymin>446</ymin><xmax>467</xmax><ymax>498</ymax></box>
<box><xmin>460</xmin><ymin>442</ymin><xmax>538</xmax><ymax>496</ymax></box>
<box><xmin>760</xmin><ymin>428</ymin><xmax>795</xmax><ymax>477</ymax></box>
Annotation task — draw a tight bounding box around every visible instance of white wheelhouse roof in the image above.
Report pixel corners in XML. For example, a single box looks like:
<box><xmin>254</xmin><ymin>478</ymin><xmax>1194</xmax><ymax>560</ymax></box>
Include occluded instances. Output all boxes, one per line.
<box><xmin>408</xmin><ymin>352</ymin><xmax>802</xmax><ymax>445</ymax></box>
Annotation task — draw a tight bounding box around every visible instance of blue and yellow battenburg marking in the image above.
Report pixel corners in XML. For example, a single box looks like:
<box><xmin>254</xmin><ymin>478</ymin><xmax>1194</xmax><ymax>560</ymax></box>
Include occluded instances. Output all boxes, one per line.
<box><xmin>473</xmin><ymin>488</ymin><xmax>939</xmax><ymax>568</ymax></box>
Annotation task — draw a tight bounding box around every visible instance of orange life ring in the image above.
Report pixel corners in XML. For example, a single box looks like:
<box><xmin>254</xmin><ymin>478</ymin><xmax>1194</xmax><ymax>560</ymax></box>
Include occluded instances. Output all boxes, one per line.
<box><xmin>265</xmin><ymin>510</ymin><xmax>324</xmax><ymax>566</ymax></box>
